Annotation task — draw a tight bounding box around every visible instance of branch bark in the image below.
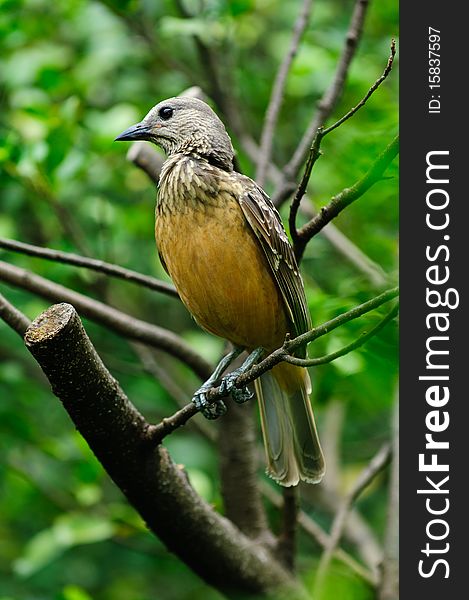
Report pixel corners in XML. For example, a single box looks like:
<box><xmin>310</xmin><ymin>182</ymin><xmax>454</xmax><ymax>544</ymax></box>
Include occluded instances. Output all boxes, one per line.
<box><xmin>218</xmin><ymin>400</ymin><xmax>271</xmax><ymax>541</ymax></box>
<box><xmin>0</xmin><ymin>260</ymin><xmax>211</xmax><ymax>380</ymax></box>
<box><xmin>294</xmin><ymin>135</ymin><xmax>399</xmax><ymax>261</ymax></box>
<box><xmin>0</xmin><ymin>290</ymin><xmax>31</xmax><ymax>336</ymax></box>
<box><xmin>256</xmin><ymin>0</ymin><xmax>314</xmax><ymax>187</ymax></box>
<box><xmin>276</xmin><ymin>486</ymin><xmax>299</xmax><ymax>571</ymax></box>
<box><xmin>24</xmin><ymin>303</ymin><xmax>305</xmax><ymax>599</ymax></box>
<box><xmin>0</xmin><ymin>237</ymin><xmax>179</xmax><ymax>299</ymax></box>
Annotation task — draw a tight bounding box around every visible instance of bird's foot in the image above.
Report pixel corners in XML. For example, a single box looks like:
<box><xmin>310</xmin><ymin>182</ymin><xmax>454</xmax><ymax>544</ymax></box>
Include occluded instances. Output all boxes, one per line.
<box><xmin>192</xmin><ymin>385</ymin><xmax>227</xmax><ymax>420</ymax></box>
<box><xmin>219</xmin><ymin>371</ymin><xmax>253</xmax><ymax>404</ymax></box>
<box><xmin>219</xmin><ymin>346</ymin><xmax>265</xmax><ymax>405</ymax></box>
<box><xmin>191</xmin><ymin>347</ymin><xmax>242</xmax><ymax>420</ymax></box>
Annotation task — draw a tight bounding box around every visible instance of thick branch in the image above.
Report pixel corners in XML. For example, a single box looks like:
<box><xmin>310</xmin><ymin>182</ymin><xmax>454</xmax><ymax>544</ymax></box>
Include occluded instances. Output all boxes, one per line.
<box><xmin>0</xmin><ymin>238</ymin><xmax>179</xmax><ymax>299</ymax></box>
<box><xmin>218</xmin><ymin>400</ymin><xmax>270</xmax><ymax>541</ymax></box>
<box><xmin>294</xmin><ymin>135</ymin><xmax>399</xmax><ymax>261</ymax></box>
<box><xmin>24</xmin><ymin>303</ymin><xmax>302</xmax><ymax>598</ymax></box>
<box><xmin>256</xmin><ymin>0</ymin><xmax>314</xmax><ymax>186</ymax></box>
<box><xmin>134</xmin><ymin>341</ymin><xmax>376</xmax><ymax>585</ymax></box>
<box><xmin>276</xmin><ymin>486</ymin><xmax>299</xmax><ymax>571</ymax></box>
<box><xmin>0</xmin><ymin>260</ymin><xmax>211</xmax><ymax>380</ymax></box>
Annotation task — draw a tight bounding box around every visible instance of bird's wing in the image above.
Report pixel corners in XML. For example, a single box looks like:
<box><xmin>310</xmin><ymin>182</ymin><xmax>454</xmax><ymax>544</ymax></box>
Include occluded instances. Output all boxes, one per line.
<box><xmin>237</xmin><ymin>176</ymin><xmax>312</xmax><ymax>340</ymax></box>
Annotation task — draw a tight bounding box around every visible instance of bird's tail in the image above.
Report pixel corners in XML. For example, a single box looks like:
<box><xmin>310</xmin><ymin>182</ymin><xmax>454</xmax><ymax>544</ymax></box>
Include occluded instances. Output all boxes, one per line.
<box><xmin>255</xmin><ymin>362</ymin><xmax>325</xmax><ymax>486</ymax></box>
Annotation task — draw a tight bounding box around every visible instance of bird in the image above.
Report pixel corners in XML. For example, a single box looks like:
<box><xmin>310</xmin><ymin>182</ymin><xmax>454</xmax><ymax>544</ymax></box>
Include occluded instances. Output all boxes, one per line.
<box><xmin>115</xmin><ymin>97</ymin><xmax>325</xmax><ymax>486</ymax></box>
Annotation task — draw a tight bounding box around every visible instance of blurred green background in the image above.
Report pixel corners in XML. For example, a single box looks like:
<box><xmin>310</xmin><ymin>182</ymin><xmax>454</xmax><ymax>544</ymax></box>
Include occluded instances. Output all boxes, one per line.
<box><xmin>0</xmin><ymin>0</ymin><xmax>398</xmax><ymax>598</ymax></box>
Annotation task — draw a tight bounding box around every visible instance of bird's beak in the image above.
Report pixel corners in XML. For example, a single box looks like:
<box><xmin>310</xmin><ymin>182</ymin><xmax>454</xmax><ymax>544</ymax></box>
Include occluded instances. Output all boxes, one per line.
<box><xmin>114</xmin><ymin>121</ymin><xmax>152</xmax><ymax>142</ymax></box>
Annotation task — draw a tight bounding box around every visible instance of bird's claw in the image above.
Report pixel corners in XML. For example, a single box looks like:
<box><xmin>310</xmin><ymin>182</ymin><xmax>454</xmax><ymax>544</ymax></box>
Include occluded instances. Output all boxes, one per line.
<box><xmin>192</xmin><ymin>388</ymin><xmax>227</xmax><ymax>420</ymax></box>
<box><xmin>219</xmin><ymin>372</ymin><xmax>253</xmax><ymax>404</ymax></box>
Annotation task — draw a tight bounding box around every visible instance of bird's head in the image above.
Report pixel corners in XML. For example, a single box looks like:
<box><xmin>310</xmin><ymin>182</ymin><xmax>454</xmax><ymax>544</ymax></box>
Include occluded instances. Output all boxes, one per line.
<box><xmin>115</xmin><ymin>97</ymin><xmax>234</xmax><ymax>171</ymax></box>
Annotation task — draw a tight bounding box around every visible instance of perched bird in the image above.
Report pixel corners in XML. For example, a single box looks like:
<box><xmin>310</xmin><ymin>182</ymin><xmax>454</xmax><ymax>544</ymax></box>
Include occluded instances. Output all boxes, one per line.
<box><xmin>116</xmin><ymin>97</ymin><xmax>325</xmax><ymax>486</ymax></box>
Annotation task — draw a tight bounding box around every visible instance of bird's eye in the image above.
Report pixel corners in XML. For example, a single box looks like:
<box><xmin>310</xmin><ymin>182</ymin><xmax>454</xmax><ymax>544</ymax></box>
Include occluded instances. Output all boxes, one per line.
<box><xmin>159</xmin><ymin>106</ymin><xmax>173</xmax><ymax>120</ymax></box>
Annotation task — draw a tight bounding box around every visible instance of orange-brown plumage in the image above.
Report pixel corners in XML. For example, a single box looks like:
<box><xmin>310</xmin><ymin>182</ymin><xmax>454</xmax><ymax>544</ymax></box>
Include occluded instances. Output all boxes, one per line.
<box><xmin>155</xmin><ymin>155</ymin><xmax>288</xmax><ymax>352</ymax></box>
<box><xmin>116</xmin><ymin>97</ymin><xmax>325</xmax><ymax>486</ymax></box>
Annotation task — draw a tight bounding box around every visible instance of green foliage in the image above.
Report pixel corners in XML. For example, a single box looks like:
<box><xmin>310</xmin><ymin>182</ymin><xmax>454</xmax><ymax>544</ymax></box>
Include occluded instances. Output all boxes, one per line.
<box><xmin>0</xmin><ymin>0</ymin><xmax>398</xmax><ymax>598</ymax></box>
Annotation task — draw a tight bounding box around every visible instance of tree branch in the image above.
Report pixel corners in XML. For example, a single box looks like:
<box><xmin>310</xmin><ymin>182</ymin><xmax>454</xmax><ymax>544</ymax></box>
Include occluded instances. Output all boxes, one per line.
<box><xmin>148</xmin><ymin>287</ymin><xmax>398</xmax><ymax>441</ymax></box>
<box><xmin>304</xmin><ymin>204</ymin><xmax>388</xmax><ymax>286</ymax></box>
<box><xmin>256</xmin><ymin>0</ymin><xmax>314</xmax><ymax>187</ymax></box>
<box><xmin>284</xmin><ymin>302</ymin><xmax>398</xmax><ymax>366</ymax></box>
<box><xmin>288</xmin><ymin>41</ymin><xmax>397</xmax><ymax>254</ymax></box>
<box><xmin>304</xmin><ymin>401</ymin><xmax>383</xmax><ymax>577</ymax></box>
<box><xmin>0</xmin><ymin>260</ymin><xmax>211</xmax><ymax>380</ymax></box>
<box><xmin>261</xmin><ymin>482</ymin><xmax>377</xmax><ymax>585</ymax></box>
<box><xmin>321</xmin><ymin>39</ymin><xmax>396</xmax><ymax>138</ymax></box>
<box><xmin>0</xmin><ymin>238</ymin><xmax>179</xmax><ymax>299</ymax></box>
<box><xmin>294</xmin><ymin>135</ymin><xmax>399</xmax><ymax>261</ymax></box>
<box><xmin>315</xmin><ymin>443</ymin><xmax>392</xmax><ymax>592</ymax></box>
<box><xmin>218</xmin><ymin>400</ymin><xmax>271</xmax><ymax>541</ymax></box>
<box><xmin>125</xmin><ymin>142</ymin><xmax>164</xmax><ymax>185</ymax></box>
<box><xmin>133</xmin><ymin>340</ymin><xmax>377</xmax><ymax>585</ymax></box>
<box><xmin>379</xmin><ymin>390</ymin><xmax>399</xmax><ymax>600</ymax></box>
<box><xmin>285</xmin><ymin>0</ymin><xmax>371</xmax><ymax>182</ymax></box>
<box><xmin>24</xmin><ymin>303</ymin><xmax>304</xmax><ymax>599</ymax></box>
<box><xmin>0</xmin><ymin>290</ymin><xmax>31</xmax><ymax>336</ymax></box>
<box><xmin>276</xmin><ymin>486</ymin><xmax>299</xmax><ymax>571</ymax></box>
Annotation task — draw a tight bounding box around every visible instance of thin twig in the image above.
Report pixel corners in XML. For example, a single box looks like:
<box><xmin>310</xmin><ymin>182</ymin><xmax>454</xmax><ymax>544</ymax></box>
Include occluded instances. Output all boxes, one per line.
<box><xmin>261</xmin><ymin>482</ymin><xmax>377</xmax><ymax>585</ymax></box>
<box><xmin>379</xmin><ymin>390</ymin><xmax>399</xmax><ymax>600</ymax></box>
<box><xmin>288</xmin><ymin>41</ymin><xmax>397</xmax><ymax>247</ymax></box>
<box><xmin>315</xmin><ymin>443</ymin><xmax>392</xmax><ymax>592</ymax></box>
<box><xmin>0</xmin><ymin>238</ymin><xmax>179</xmax><ymax>299</ymax></box>
<box><xmin>322</xmin><ymin>39</ymin><xmax>396</xmax><ymax>137</ymax></box>
<box><xmin>288</xmin><ymin>127</ymin><xmax>324</xmax><ymax>246</ymax></box>
<box><xmin>303</xmin><ymin>400</ymin><xmax>383</xmax><ymax>577</ymax></box>
<box><xmin>132</xmin><ymin>343</ymin><xmax>216</xmax><ymax>442</ymax></box>
<box><xmin>285</xmin><ymin>0</ymin><xmax>371</xmax><ymax>182</ymax></box>
<box><xmin>147</xmin><ymin>286</ymin><xmax>398</xmax><ymax>441</ymax></box>
<box><xmin>0</xmin><ymin>291</ymin><xmax>31</xmax><ymax>336</ymax></box>
<box><xmin>0</xmin><ymin>260</ymin><xmax>211</xmax><ymax>380</ymax></box>
<box><xmin>256</xmin><ymin>0</ymin><xmax>314</xmax><ymax>187</ymax></box>
<box><xmin>284</xmin><ymin>302</ymin><xmax>398</xmax><ymax>366</ymax></box>
<box><xmin>305</xmin><ymin>204</ymin><xmax>388</xmax><ymax>286</ymax></box>
<box><xmin>294</xmin><ymin>135</ymin><xmax>399</xmax><ymax>261</ymax></box>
